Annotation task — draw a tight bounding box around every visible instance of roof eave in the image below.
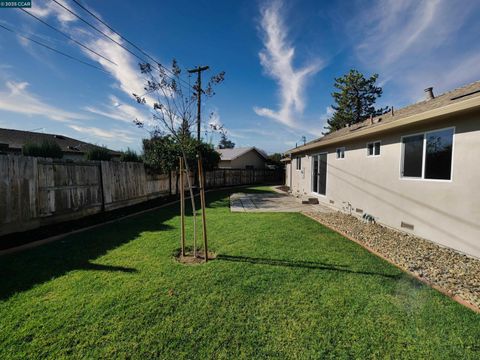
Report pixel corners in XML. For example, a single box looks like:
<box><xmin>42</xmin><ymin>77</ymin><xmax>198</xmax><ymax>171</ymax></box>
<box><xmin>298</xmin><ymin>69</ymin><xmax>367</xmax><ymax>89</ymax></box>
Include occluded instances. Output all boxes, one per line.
<box><xmin>287</xmin><ymin>96</ymin><xmax>480</xmax><ymax>154</ymax></box>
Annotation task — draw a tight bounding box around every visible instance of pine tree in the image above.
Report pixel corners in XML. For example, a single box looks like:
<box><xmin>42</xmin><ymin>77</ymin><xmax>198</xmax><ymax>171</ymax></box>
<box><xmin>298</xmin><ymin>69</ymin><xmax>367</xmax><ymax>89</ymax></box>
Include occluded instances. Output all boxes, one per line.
<box><xmin>324</xmin><ymin>70</ymin><xmax>389</xmax><ymax>134</ymax></box>
<box><xmin>218</xmin><ymin>132</ymin><xmax>235</xmax><ymax>149</ymax></box>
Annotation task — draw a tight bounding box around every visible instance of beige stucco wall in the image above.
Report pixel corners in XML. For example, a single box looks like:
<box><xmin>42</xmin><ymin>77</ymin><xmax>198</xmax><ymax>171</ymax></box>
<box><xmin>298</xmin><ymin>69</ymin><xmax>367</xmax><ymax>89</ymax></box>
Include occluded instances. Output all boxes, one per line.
<box><xmin>288</xmin><ymin>111</ymin><xmax>480</xmax><ymax>258</ymax></box>
<box><xmin>218</xmin><ymin>150</ymin><xmax>266</xmax><ymax>169</ymax></box>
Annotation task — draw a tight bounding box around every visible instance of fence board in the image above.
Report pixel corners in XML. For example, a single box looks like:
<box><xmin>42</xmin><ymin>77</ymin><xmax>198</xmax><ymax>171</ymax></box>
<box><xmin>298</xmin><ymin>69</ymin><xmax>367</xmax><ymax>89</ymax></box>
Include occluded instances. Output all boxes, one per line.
<box><xmin>0</xmin><ymin>154</ymin><xmax>281</xmax><ymax>236</ymax></box>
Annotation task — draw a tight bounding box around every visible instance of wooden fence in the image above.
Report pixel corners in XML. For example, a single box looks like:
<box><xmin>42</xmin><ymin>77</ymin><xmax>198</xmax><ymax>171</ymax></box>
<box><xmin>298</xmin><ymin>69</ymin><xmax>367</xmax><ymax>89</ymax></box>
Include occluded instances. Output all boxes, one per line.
<box><xmin>0</xmin><ymin>155</ymin><xmax>281</xmax><ymax>236</ymax></box>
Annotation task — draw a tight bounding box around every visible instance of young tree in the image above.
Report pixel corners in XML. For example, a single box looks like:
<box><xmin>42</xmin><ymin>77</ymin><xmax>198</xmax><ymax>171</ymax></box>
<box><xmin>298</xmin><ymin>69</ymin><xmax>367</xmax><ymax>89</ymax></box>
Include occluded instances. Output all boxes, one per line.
<box><xmin>324</xmin><ymin>69</ymin><xmax>389</xmax><ymax>134</ymax></box>
<box><xmin>142</xmin><ymin>133</ymin><xmax>220</xmax><ymax>173</ymax></box>
<box><xmin>133</xmin><ymin>59</ymin><xmax>224</xmax><ymax>258</ymax></box>
<box><xmin>218</xmin><ymin>132</ymin><xmax>235</xmax><ymax>149</ymax></box>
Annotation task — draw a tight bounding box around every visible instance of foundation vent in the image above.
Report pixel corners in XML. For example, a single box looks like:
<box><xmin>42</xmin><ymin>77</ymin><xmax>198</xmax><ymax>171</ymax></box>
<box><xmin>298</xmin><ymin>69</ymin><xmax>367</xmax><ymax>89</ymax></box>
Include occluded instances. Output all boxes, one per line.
<box><xmin>329</xmin><ymin>200</ymin><xmax>335</xmax><ymax>204</ymax></box>
<box><xmin>355</xmin><ymin>208</ymin><xmax>363</xmax><ymax>214</ymax></box>
<box><xmin>401</xmin><ymin>221</ymin><xmax>414</xmax><ymax>231</ymax></box>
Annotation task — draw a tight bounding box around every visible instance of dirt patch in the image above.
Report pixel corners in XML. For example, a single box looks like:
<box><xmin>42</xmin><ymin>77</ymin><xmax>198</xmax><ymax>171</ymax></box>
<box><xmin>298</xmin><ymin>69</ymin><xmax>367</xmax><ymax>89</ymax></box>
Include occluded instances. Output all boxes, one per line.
<box><xmin>174</xmin><ymin>248</ymin><xmax>217</xmax><ymax>265</ymax></box>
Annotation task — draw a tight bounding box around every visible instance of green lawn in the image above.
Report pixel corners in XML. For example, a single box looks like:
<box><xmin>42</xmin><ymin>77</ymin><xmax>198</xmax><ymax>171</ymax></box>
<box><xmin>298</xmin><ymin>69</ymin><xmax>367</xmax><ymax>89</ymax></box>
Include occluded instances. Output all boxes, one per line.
<box><xmin>0</xmin><ymin>186</ymin><xmax>479</xmax><ymax>359</ymax></box>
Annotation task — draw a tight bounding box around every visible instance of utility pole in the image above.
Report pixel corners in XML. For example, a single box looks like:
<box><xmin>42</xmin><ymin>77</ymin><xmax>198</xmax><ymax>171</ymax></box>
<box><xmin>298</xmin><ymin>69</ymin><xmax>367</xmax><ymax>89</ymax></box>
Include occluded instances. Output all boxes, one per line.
<box><xmin>188</xmin><ymin>65</ymin><xmax>209</xmax><ymax>141</ymax></box>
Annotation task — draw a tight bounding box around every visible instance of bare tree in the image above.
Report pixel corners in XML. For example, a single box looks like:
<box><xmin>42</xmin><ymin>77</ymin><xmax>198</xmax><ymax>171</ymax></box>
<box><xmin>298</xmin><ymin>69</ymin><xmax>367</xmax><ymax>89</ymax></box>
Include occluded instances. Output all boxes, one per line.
<box><xmin>133</xmin><ymin>60</ymin><xmax>224</xmax><ymax>258</ymax></box>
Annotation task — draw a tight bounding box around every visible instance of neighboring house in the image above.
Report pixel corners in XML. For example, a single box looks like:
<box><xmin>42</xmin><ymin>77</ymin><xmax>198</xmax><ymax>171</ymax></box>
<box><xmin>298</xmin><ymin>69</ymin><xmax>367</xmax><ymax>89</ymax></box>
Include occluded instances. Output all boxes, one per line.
<box><xmin>0</xmin><ymin>128</ymin><xmax>120</xmax><ymax>161</ymax></box>
<box><xmin>217</xmin><ymin>147</ymin><xmax>267</xmax><ymax>169</ymax></box>
<box><xmin>285</xmin><ymin>81</ymin><xmax>480</xmax><ymax>258</ymax></box>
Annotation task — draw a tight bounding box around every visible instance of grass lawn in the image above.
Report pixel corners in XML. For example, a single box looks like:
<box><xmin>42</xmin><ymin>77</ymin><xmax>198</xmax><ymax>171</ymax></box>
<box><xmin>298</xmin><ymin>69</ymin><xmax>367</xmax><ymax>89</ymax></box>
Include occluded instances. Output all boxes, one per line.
<box><xmin>0</xmin><ymin>186</ymin><xmax>479</xmax><ymax>359</ymax></box>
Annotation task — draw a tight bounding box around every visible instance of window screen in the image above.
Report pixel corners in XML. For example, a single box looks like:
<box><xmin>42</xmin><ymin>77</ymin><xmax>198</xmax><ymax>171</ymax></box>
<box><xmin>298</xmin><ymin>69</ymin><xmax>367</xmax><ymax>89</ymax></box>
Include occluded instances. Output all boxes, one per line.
<box><xmin>402</xmin><ymin>134</ymin><xmax>424</xmax><ymax>177</ymax></box>
<box><xmin>425</xmin><ymin>128</ymin><xmax>454</xmax><ymax>180</ymax></box>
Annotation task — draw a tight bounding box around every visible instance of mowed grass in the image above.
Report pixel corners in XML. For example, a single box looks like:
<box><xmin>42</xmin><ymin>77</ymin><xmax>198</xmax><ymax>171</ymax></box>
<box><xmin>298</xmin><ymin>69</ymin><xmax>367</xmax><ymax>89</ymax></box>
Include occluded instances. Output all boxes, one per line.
<box><xmin>0</xmin><ymin>186</ymin><xmax>479</xmax><ymax>359</ymax></box>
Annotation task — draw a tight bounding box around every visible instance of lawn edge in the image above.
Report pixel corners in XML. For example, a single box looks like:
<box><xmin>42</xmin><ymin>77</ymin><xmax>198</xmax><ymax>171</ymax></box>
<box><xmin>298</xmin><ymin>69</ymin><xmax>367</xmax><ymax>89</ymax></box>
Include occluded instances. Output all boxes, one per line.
<box><xmin>0</xmin><ymin>184</ymin><xmax>274</xmax><ymax>257</ymax></box>
<box><xmin>301</xmin><ymin>211</ymin><xmax>480</xmax><ymax>314</ymax></box>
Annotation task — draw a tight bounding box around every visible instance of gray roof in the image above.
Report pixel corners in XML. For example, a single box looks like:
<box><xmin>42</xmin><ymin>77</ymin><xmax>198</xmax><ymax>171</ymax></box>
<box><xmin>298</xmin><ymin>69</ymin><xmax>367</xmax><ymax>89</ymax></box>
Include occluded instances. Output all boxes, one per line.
<box><xmin>217</xmin><ymin>147</ymin><xmax>268</xmax><ymax>161</ymax></box>
<box><xmin>291</xmin><ymin>80</ymin><xmax>480</xmax><ymax>153</ymax></box>
<box><xmin>0</xmin><ymin>128</ymin><xmax>120</xmax><ymax>155</ymax></box>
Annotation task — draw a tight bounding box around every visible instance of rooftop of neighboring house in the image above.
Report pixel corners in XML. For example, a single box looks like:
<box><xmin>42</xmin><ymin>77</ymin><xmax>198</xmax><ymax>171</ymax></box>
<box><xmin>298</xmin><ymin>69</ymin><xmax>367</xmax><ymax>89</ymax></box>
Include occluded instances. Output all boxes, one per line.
<box><xmin>0</xmin><ymin>128</ymin><xmax>120</xmax><ymax>155</ymax></box>
<box><xmin>217</xmin><ymin>147</ymin><xmax>268</xmax><ymax>161</ymax></box>
<box><xmin>289</xmin><ymin>80</ymin><xmax>480</xmax><ymax>154</ymax></box>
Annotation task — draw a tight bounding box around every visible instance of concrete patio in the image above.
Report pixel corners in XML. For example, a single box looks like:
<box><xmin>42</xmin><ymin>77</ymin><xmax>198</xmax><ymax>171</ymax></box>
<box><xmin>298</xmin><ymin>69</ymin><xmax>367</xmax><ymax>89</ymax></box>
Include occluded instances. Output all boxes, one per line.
<box><xmin>230</xmin><ymin>191</ymin><xmax>332</xmax><ymax>213</ymax></box>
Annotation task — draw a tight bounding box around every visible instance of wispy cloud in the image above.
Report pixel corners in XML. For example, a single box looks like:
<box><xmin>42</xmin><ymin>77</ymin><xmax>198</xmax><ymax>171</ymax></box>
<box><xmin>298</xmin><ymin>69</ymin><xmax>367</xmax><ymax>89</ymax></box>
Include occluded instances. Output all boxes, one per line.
<box><xmin>68</xmin><ymin>124</ymin><xmax>136</xmax><ymax>144</ymax></box>
<box><xmin>29</xmin><ymin>0</ymin><xmax>77</xmax><ymax>25</ymax></box>
<box><xmin>354</xmin><ymin>0</ymin><xmax>440</xmax><ymax>67</ymax></box>
<box><xmin>349</xmin><ymin>0</ymin><xmax>480</xmax><ymax>102</ymax></box>
<box><xmin>25</xmin><ymin>0</ymin><xmax>155</xmax><ymax>115</ymax></box>
<box><xmin>0</xmin><ymin>81</ymin><xmax>88</xmax><ymax>121</ymax></box>
<box><xmin>84</xmin><ymin>95</ymin><xmax>151</xmax><ymax>125</ymax></box>
<box><xmin>254</xmin><ymin>0</ymin><xmax>322</xmax><ymax>129</ymax></box>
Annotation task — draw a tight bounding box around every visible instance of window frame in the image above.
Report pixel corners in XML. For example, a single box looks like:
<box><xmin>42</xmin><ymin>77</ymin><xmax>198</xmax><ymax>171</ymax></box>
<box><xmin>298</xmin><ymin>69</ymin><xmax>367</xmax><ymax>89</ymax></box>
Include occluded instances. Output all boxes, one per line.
<box><xmin>366</xmin><ymin>140</ymin><xmax>381</xmax><ymax>157</ymax></box>
<box><xmin>400</xmin><ymin>126</ymin><xmax>455</xmax><ymax>182</ymax></box>
<box><xmin>295</xmin><ymin>156</ymin><xmax>302</xmax><ymax>171</ymax></box>
<box><xmin>336</xmin><ymin>147</ymin><xmax>345</xmax><ymax>160</ymax></box>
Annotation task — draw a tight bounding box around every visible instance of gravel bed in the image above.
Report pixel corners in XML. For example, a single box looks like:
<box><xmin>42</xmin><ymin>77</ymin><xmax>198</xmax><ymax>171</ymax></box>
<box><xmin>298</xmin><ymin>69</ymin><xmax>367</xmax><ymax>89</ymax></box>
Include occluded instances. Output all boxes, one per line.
<box><xmin>304</xmin><ymin>211</ymin><xmax>480</xmax><ymax>309</ymax></box>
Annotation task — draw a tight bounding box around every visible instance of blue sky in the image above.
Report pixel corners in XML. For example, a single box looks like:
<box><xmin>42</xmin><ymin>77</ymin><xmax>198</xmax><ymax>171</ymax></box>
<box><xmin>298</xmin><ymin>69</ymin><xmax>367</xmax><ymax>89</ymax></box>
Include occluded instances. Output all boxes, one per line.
<box><xmin>0</xmin><ymin>0</ymin><xmax>479</xmax><ymax>154</ymax></box>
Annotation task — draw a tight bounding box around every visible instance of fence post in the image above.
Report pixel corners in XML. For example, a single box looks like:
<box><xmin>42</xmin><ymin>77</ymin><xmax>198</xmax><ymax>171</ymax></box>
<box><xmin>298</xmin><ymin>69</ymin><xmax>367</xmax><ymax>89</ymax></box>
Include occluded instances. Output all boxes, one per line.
<box><xmin>98</xmin><ymin>161</ymin><xmax>106</xmax><ymax>212</ymax></box>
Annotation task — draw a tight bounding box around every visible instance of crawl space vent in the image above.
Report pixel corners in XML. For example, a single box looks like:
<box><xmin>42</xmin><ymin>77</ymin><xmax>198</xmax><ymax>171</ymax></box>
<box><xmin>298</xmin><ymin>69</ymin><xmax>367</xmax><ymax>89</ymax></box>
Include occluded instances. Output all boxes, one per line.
<box><xmin>401</xmin><ymin>221</ymin><xmax>414</xmax><ymax>231</ymax></box>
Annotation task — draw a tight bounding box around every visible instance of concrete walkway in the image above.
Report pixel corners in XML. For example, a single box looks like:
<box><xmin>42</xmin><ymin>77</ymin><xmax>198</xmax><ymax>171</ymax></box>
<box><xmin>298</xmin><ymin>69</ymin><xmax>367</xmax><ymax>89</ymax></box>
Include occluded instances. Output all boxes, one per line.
<box><xmin>230</xmin><ymin>191</ymin><xmax>332</xmax><ymax>213</ymax></box>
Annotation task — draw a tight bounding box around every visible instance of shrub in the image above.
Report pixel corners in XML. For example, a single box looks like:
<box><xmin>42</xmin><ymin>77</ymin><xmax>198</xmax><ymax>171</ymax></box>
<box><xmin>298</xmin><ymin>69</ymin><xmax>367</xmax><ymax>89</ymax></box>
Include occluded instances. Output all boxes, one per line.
<box><xmin>84</xmin><ymin>147</ymin><xmax>112</xmax><ymax>161</ymax></box>
<box><xmin>22</xmin><ymin>140</ymin><xmax>63</xmax><ymax>159</ymax></box>
<box><xmin>120</xmin><ymin>148</ymin><xmax>142</xmax><ymax>162</ymax></box>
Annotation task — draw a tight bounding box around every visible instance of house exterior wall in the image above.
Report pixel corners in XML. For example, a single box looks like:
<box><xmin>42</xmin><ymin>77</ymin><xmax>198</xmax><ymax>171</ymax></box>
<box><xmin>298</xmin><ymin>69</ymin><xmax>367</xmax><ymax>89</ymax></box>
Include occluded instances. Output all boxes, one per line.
<box><xmin>218</xmin><ymin>150</ymin><xmax>266</xmax><ymax>169</ymax></box>
<box><xmin>288</xmin><ymin>112</ymin><xmax>480</xmax><ymax>258</ymax></box>
<box><xmin>218</xmin><ymin>160</ymin><xmax>232</xmax><ymax>168</ymax></box>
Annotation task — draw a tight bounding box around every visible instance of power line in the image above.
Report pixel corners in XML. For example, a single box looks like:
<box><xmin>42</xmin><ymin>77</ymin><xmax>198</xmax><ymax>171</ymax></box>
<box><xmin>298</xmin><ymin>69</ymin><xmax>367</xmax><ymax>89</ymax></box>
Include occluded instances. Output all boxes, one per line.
<box><xmin>0</xmin><ymin>23</ymin><xmax>108</xmax><ymax>73</ymax></box>
<box><xmin>70</xmin><ymin>0</ymin><xmax>191</xmax><ymax>88</ymax></box>
<box><xmin>51</xmin><ymin>0</ymin><xmax>192</xmax><ymax>93</ymax></box>
<box><xmin>19</xmin><ymin>8</ymin><xmax>118</xmax><ymax>66</ymax></box>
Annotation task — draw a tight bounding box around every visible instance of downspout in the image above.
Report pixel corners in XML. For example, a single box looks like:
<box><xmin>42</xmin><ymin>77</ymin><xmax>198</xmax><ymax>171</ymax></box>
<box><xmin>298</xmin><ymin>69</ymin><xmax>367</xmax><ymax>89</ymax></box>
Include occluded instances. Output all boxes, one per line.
<box><xmin>289</xmin><ymin>155</ymin><xmax>292</xmax><ymax>190</ymax></box>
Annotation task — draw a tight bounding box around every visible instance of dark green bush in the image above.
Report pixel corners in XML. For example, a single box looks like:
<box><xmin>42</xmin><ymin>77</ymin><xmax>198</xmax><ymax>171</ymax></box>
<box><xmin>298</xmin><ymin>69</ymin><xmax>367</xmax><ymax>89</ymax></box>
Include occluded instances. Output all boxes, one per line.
<box><xmin>84</xmin><ymin>147</ymin><xmax>112</xmax><ymax>161</ymax></box>
<box><xmin>120</xmin><ymin>148</ymin><xmax>142</xmax><ymax>162</ymax></box>
<box><xmin>22</xmin><ymin>140</ymin><xmax>63</xmax><ymax>159</ymax></box>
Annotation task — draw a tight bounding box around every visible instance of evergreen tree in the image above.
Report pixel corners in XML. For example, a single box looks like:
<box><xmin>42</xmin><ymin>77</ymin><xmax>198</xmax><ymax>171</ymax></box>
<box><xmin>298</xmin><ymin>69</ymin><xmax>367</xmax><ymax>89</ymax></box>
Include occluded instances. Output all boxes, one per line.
<box><xmin>218</xmin><ymin>132</ymin><xmax>235</xmax><ymax>149</ymax></box>
<box><xmin>324</xmin><ymin>69</ymin><xmax>389</xmax><ymax>134</ymax></box>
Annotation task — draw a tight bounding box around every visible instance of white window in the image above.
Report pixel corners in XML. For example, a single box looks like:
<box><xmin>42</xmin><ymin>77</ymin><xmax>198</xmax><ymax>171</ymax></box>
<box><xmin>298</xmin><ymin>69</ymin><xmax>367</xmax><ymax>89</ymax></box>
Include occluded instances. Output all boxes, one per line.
<box><xmin>401</xmin><ymin>127</ymin><xmax>454</xmax><ymax>180</ymax></box>
<box><xmin>336</xmin><ymin>147</ymin><xmax>345</xmax><ymax>159</ymax></box>
<box><xmin>295</xmin><ymin>157</ymin><xmax>302</xmax><ymax>170</ymax></box>
<box><xmin>367</xmin><ymin>141</ymin><xmax>381</xmax><ymax>157</ymax></box>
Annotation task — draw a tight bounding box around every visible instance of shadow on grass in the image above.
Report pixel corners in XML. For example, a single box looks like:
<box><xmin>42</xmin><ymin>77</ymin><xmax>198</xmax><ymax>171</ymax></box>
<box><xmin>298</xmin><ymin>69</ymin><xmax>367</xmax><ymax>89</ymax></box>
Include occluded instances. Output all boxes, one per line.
<box><xmin>0</xmin><ymin>188</ymin><xmax>272</xmax><ymax>301</ymax></box>
<box><xmin>83</xmin><ymin>263</ymin><xmax>138</xmax><ymax>273</ymax></box>
<box><xmin>216</xmin><ymin>254</ymin><xmax>401</xmax><ymax>279</ymax></box>
<box><xmin>0</xmin><ymin>210</ymin><xmax>175</xmax><ymax>300</ymax></box>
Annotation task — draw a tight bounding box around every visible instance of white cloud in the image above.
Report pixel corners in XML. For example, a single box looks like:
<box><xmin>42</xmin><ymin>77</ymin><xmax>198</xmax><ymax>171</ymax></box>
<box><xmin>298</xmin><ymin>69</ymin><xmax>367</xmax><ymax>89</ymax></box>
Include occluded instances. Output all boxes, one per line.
<box><xmin>254</xmin><ymin>0</ymin><xmax>322</xmax><ymax>128</ymax></box>
<box><xmin>68</xmin><ymin>124</ymin><xmax>136</xmax><ymax>144</ymax></box>
<box><xmin>0</xmin><ymin>81</ymin><xmax>88</xmax><ymax>122</ymax></box>
<box><xmin>29</xmin><ymin>0</ymin><xmax>77</xmax><ymax>25</ymax></box>
<box><xmin>24</xmin><ymin>0</ymin><xmax>156</xmax><ymax>118</ymax></box>
<box><xmin>355</xmin><ymin>0</ymin><xmax>440</xmax><ymax>67</ymax></box>
<box><xmin>84</xmin><ymin>95</ymin><xmax>152</xmax><ymax>125</ymax></box>
<box><xmin>349</xmin><ymin>0</ymin><xmax>480</xmax><ymax>102</ymax></box>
